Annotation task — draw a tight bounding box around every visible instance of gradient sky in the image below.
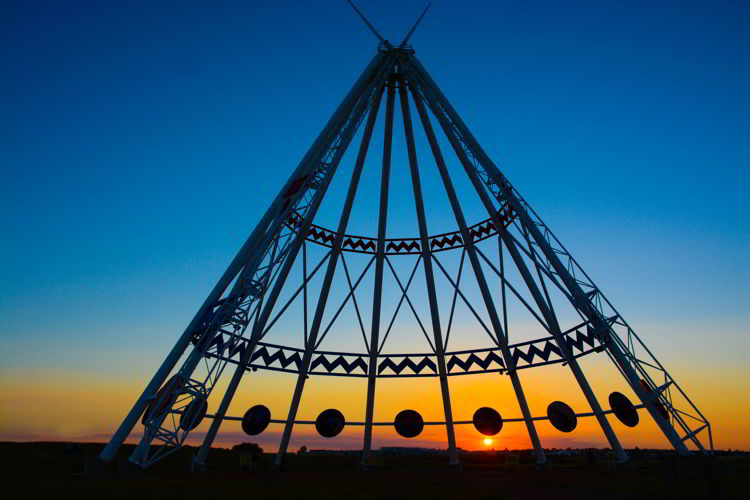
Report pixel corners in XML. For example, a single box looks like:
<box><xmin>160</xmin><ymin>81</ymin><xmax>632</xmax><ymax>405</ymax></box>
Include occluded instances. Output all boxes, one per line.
<box><xmin>1</xmin><ymin>0</ymin><xmax>748</xmax><ymax>454</ymax></box>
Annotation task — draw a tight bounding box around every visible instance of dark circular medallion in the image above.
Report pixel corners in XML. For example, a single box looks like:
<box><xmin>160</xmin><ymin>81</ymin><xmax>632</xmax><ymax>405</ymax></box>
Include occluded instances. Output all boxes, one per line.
<box><xmin>547</xmin><ymin>401</ymin><xmax>577</xmax><ymax>433</ymax></box>
<box><xmin>639</xmin><ymin>379</ymin><xmax>670</xmax><ymax>421</ymax></box>
<box><xmin>315</xmin><ymin>409</ymin><xmax>346</xmax><ymax>438</ymax></box>
<box><xmin>242</xmin><ymin>405</ymin><xmax>272</xmax><ymax>436</ymax></box>
<box><xmin>142</xmin><ymin>374</ymin><xmax>184</xmax><ymax>425</ymax></box>
<box><xmin>179</xmin><ymin>397</ymin><xmax>208</xmax><ymax>431</ymax></box>
<box><xmin>394</xmin><ymin>409</ymin><xmax>424</xmax><ymax>438</ymax></box>
<box><xmin>609</xmin><ymin>392</ymin><xmax>639</xmax><ymax>427</ymax></box>
<box><xmin>472</xmin><ymin>407</ymin><xmax>503</xmax><ymax>436</ymax></box>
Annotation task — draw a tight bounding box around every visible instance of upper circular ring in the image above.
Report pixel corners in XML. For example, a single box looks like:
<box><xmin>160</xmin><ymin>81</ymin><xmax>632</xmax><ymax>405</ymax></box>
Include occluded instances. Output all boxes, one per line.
<box><xmin>286</xmin><ymin>205</ymin><xmax>516</xmax><ymax>255</ymax></box>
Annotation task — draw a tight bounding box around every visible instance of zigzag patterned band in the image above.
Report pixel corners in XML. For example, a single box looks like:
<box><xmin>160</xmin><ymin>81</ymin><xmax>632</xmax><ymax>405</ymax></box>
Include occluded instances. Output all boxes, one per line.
<box><xmin>285</xmin><ymin>204</ymin><xmax>516</xmax><ymax>255</ymax></box>
<box><xmin>204</xmin><ymin>318</ymin><xmax>606</xmax><ymax>378</ymax></box>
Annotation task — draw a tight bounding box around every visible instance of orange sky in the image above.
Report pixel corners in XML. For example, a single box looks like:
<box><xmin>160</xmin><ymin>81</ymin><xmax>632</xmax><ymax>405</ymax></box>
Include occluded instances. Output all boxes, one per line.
<box><xmin>2</xmin><ymin>0</ymin><xmax>749</xmax><ymax>467</ymax></box>
<box><xmin>2</xmin><ymin>350</ymin><xmax>746</xmax><ymax>454</ymax></box>
<box><xmin>3</xmin><ymin>0</ymin><xmax>749</xmax><ymax>465</ymax></box>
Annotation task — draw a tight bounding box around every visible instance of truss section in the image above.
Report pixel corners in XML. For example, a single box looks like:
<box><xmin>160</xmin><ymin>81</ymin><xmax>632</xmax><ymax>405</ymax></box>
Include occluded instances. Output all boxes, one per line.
<box><xmin>101</xmin><ymin>40</ymin><xmax>711</xmax><ymax>471</ymax></box>
<box><xmin>110</xmin><ymin>52</ymin><xmax>398</xmax><ymax>467</ymax></box>
<box><xmin>396</xmin><ymin>52</ymin><xmax>711</xmax><ymax>453</ymax></box>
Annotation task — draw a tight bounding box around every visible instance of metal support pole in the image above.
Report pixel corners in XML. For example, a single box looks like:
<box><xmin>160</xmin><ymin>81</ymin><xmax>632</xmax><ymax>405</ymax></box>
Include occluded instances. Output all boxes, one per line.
<box><xmin>429</xmin><ymin>105</ymin><xmax>628</xmax><ymax>461</ymax></box>
<box><xmin>131</xmin><ymin>102</ymin><xmax>367</xmax><ymax>464</ymax></box>
<box><xmin>275</xmin><ymin>84</ymin><xmax>386</xmax><ymax>466</ymax></box>
<box><xmin>362</xmin><ymin>77</ymin><xmax>395</xmax><ymax>460</ymax></box>
<box><xmin>136</xmin><ymin>54</ymin><xmax>396</xmax><ymax>467</ymax></box>
<box><xmin>129</xmin><ymin>213</ymin><xmax>285</xmax><ymax>465</ymax></box>
<box><xmin>508</xmin><ymin>204</ymin><xmax>689</xmax><ymax>454</ymax></box>
<box><xmin>409</xmin><ymin>84</ymin><xmax>546</xmax><ymax>465</ymax></box>
<box><xmin>508</xmin><ymin>241</ymin><xmax>622</xmax><ymax>460</ymax></box>
<box><xmin>399</xmin><ymin>79</ymin><xmax>459</xmax><ymax>465</ymax></box>
<box><xmin>98</xmin><ymin>52</ymin><xmax>388</xmax><ymax>465</ymax></box>
<box><xmin>99</xmin><ymin>205</ymin><xmax>276</xmax><ymax>463</ymax></box>
<box><xmin>510</xmin><ymin>201</ymin><xmax>689</xmax><ymax>453</ymax></box>
<box><xmin>401</xmin><ymin>62</ymin><xmax>628</xmax><ymax>461</ymax></box>
<box><xmin>402</xmin><ymin>52</ymin><xmax>688</xmax><ymax>454</ymax></box>
<box><xmin>498</xmin><ymin>239</ymin><xmax>509</xmax><ymax>340</ymax></box>
<box><xmin>492</xmin><ymin>200</ymin><xmax>627</xmax><ymax>460</ymax></box>
<box><xmin>193</xmin><ymin>68</ymin><xmax>393</xmax><ymax>466</ymax></box>
<box><xmin>193</xmin><ymin>152</ymin><xmax>338</xmax><ymax>467</ymax></box>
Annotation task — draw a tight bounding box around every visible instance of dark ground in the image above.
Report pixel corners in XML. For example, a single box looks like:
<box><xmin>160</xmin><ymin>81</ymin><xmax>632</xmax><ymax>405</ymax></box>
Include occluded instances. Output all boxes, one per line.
<box><xmin>1</xmin><ymin>442</ymin><xmax>747</xmax><ymax>499</ymax></box>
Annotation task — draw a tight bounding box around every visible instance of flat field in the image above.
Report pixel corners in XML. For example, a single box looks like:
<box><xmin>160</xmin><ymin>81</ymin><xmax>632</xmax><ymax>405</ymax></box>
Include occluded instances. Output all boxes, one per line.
<box><xmin>1</xmin><ymin>442</ymin><xmax>747</xmax><ymax>499</ymax></box>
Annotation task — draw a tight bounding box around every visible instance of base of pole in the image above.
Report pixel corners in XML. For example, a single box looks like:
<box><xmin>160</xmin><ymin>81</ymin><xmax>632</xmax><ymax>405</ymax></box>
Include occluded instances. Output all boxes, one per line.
<box><xmin>190</xmin><ymin>456</ymin><xmax>207</xmax><ymax>473</ymax></box>
<box><xmin>535</xmin><ymin>459</ymin><xmax>550</xmax><ymax>470</ymax></box>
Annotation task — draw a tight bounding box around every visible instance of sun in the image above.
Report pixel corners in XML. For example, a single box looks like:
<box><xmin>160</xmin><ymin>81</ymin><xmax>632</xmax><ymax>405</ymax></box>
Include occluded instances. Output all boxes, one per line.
<box><xmin>483</xmin><ymin>438</ymin><xmax>493</xmax><ymax>446</ymax></box>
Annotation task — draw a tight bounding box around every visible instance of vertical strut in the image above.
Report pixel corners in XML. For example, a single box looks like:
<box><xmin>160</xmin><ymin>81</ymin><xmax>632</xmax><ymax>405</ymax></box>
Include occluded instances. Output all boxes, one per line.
<box><xmin>509</xmin><ymin>198</ymin><xmax>689</xmax><ymax>453</ymax></box>
<box><xmin>512</xmin><ymin>199</ymin><xmax>689</xmax><ymax>453</ymax></box>
<box><xmin>275</xmin><ymin>83</ymin><xmax>386</xmax><ymax>466</ymax></box>
<box><xmin>399</xmin><ymin>78</ymin><xmax>459</xmax><ymax>465</ymax></box>
<box><xmin>419</xmin><ymin>80</ymin><xmax>629</xmax><ymax>461</ymax></box>
<box><xmin>130</xmin><ymin>208</ymin><xmax>290</xmax><ymax>464</ymax></box>
<box><xmin>498</xmin><ymin>239</ymin><xmax>509</xmax><ymax>341</ymax></box>
<box><xmin>506</xmin><ymin>234</ymin><xmax>628</xmax><ymax>463</ymax></box>
<box><xmin>192</xmin><ymin>151</ymin><xmax>337</xmax><ymax>467</ymax></box>
<box><xmin>131</xmin><ymin>83</ymin><xmax>379</xmax><ymax>465</ymax></box>
<box><xmin>99</xmin><ymin>51</ymin><xmax>389</xmax><ymax>465</ymax></box>
<box><xmin>303</xmin><ymin>242</ymin><xmax>308</xmax><ymax>346</ymax></box>
<box><xmin>409</xmin><ymin>83</ymin><xmax>547</xmax><ymax>465</ymax></box>
<box><xmin>99</xmin><ymin>200</ymin><xmax>278</xmax><ymax>463</ymax></box>
<box><xmin>192</xmin><ymin>66</ymin><xmax>392</xmax><ymax>466</ymax></box>
<box><xmin>466</xmin><ymin>151</ymin><xmax>627</xmax><ymax>461</ymax></box>
<box><xmin>362</xmin><ymin>76</ymin><xmax>395</xmax><ymax>460</ymax></box>
<box><xmin>402</xmin><ymin>51</ymin><xmax>692</xmax><ymax>453</ymax></box>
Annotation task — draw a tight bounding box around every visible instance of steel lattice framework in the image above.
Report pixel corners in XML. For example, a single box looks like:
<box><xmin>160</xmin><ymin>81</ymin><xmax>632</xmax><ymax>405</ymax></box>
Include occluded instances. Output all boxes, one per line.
<box><xmin>99</xmin><ymin>9</ymin><xmax>712</xmax><ymax>470</ymax></box>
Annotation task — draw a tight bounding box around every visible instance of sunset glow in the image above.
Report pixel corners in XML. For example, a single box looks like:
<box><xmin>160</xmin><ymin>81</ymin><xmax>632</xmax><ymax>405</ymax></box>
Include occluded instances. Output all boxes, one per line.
<box><xmin>1</xmin><ymin>0</ymin><xmax>747</xmax><ymax>459</ymax></box>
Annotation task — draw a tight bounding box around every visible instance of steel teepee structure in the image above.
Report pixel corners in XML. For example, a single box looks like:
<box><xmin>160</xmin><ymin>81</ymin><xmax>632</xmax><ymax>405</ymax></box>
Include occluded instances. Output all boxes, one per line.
<box><xmin>99</xmin><ymin>3</ymin><xmax>711</xmax><ymax>469</ymax></box>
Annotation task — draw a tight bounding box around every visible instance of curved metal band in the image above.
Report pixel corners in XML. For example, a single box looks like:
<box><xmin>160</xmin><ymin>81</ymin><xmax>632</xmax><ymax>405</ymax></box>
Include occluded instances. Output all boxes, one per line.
<box><xmin>205</xmin><ymin>319</ymin><xmax>604</xmax><ymax>378</ymax></box>
<box><xmin>285</xmin><ymin>204</ymin><xmax>516</xmax><ymax>255</ymax></box>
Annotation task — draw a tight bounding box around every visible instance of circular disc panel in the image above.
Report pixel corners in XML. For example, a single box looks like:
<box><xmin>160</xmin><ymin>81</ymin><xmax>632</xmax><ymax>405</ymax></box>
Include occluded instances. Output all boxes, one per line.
<box><xmin>315</xmin><ymin>409</ymin><xmax>345</xmax><ymax>438</ymax></box>
<box><xmin>179</xmin><ymin>397</ymin><xmax>208</xmax><ymax>431</ymax></box>
<box><xmin>394</xmin><ymin>409</ymin><xmax>424</xmax><ymax>438</ymax></box>
<box><xmin>547</xmin><ymin>401</ymin><xmax>577</xmax><ymax>433</ymax></box>
<box><xmin>142</xmin><ymin>374</ymin><xmax>184</xmax><ymax>424</ymax></box>
<box><xmin>609</xmin><ymin>392</ymin><xmax>639</xmax><ymax>427</ymax></box>
<box><xmin>639</xmin><ymin>379</ymin><xmax>670</xmax><ymax>421</ymax></box>
<box><xmin>472</xmin><ymin>407</ymin><xmax>503</xmax><ymax>436</ymax></box>
<box><xmin>242</xmin><ymin>405</ymin><xmax>271</xmax><ymax>436</ymax></box>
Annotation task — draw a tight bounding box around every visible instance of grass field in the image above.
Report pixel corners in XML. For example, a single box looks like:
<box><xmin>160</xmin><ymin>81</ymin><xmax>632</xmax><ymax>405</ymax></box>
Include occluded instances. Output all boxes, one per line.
<box><xmin>2</xmin><ymin>442</ymin><xmax>747</xmax><ymax>499</ymax></box>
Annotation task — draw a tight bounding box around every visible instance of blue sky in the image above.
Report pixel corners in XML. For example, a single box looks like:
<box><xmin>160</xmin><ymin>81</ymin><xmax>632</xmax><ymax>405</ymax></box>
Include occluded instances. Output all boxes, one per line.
<box><xmin>1</xmin><ymin>0</ymin><xmax>748</xmax><ymax>447</ymax></box>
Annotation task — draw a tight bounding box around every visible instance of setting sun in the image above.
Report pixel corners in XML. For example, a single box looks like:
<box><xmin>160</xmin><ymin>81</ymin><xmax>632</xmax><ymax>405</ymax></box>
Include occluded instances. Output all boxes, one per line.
<box><xmin>483</xmin><ymin>438</ymin><xmax>493</xmax><ymax>446</ymax></box>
